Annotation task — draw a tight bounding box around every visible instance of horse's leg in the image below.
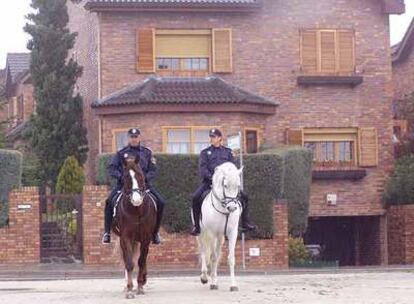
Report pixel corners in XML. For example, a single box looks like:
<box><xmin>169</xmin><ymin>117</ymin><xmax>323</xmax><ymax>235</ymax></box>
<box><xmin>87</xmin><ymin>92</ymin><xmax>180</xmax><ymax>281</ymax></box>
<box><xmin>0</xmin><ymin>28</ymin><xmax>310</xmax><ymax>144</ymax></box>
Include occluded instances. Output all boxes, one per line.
<box><xmin>137</xmin><ymin>241</ymin><xmax>150</xmax><ymax>295</ymax></box>
<box><xmin>198</xmin><ymin>234</ymin><xmax>208</xmax><ymax>284</ymax></box>
<box><xmin>228</xmin><ymin>226</ymin><xmax>239</xmax><ymax>292</ymax></box>
<box><xmin>210</xmin><ymin>236</ymin><xmax>222</xmax><ymax>290</ymax></box>
<box><xmin>121</xmin><ymin>238</ymin><xmax>135</xmax><ymax>299</ymax></box>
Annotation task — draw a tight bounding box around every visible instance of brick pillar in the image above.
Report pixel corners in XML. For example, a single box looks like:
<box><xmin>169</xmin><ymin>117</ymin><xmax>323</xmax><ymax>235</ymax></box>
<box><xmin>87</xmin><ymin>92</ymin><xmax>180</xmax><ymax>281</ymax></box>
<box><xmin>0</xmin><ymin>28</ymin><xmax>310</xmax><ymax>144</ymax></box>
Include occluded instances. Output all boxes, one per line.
<box><xmin>380</xmin><ymin>214</ymin><xmax>388</xmax><ymax>265</ymax></box>
<box><xmin>0</xmin><ymin>187</ymin><xmax>40</xmax><ymax>264</ymax></box>
<box><xmin>273</xmin><ymin>199</ymin><xmax>289</xmax><ymax>268</ymax></box>
<box><xmin>82</xmin><ymin>185</ymin><xmax>119</xmax><ymax>265</ymax></box>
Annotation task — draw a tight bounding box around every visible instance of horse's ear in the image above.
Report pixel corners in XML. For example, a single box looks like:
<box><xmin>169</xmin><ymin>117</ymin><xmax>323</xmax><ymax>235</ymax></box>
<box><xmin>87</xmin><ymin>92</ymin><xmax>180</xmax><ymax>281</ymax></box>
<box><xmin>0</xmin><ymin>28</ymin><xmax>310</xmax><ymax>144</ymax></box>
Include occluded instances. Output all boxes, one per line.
<box><xmin>134</xmin><ymin>154</ymin><xmax>140</xmax><ymax>164</ymax></box>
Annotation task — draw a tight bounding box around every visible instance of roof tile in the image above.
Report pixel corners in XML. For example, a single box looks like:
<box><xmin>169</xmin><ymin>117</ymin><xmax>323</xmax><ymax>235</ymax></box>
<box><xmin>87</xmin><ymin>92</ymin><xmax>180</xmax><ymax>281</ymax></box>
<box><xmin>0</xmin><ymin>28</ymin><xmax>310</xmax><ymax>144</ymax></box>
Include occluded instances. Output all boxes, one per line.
<box><xmin>93</xmin><ymin>76</ymin><xmax>278</xmax><ymax>108</ymax></box>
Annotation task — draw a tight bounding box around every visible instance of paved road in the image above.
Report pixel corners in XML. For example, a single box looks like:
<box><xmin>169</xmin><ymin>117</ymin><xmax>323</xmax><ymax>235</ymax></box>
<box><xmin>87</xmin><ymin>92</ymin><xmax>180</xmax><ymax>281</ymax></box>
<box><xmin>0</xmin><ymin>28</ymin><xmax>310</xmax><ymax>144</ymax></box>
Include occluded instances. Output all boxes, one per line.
<box><xmin>1</xmin><ymin>271</ymin><xmax>414</xmax><ymax>303</ymax></box>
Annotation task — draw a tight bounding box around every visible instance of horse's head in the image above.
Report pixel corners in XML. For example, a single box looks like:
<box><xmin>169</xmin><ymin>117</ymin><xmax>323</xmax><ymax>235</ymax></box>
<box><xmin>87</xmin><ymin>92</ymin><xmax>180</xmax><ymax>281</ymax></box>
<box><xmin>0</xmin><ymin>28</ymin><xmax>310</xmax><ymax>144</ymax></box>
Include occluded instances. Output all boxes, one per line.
<box><xmin>212</xmin><ymin>162</ymin><xmax>243</xmax><ymax>213</ymax></box>
<box><xmin>122</xmin><ymin>153</ymin><xmax>146</xmax><ymax>207</ymax></box>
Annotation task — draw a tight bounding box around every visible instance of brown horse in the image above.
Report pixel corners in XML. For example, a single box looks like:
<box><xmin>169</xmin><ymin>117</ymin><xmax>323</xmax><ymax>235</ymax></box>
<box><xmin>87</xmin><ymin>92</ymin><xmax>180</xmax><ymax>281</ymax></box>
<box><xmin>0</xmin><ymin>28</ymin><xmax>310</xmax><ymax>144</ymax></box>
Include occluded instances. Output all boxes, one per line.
<box><xmin>112</xmin><ymin>153</ymin><xmax>157</xmax><ymax>299</ymax></box>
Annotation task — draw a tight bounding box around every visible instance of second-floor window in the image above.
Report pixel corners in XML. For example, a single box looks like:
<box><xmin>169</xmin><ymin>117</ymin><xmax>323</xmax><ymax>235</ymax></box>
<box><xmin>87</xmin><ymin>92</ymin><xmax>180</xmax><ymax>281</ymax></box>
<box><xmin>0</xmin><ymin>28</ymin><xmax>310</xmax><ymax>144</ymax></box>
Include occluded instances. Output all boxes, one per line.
<box><xmin>300</xmin><ymin>29</ymin><xmax>355</xmax><ymax>75</ymax></box>
<box><xmin>155</xmin><ymin>29</ymin><xmax>211</xmax><ymax>76</ymax></box>
<box><xmin>137</xmin><ymin>28</ymin><xmax>233</xmax><ymax>75</ymax></box>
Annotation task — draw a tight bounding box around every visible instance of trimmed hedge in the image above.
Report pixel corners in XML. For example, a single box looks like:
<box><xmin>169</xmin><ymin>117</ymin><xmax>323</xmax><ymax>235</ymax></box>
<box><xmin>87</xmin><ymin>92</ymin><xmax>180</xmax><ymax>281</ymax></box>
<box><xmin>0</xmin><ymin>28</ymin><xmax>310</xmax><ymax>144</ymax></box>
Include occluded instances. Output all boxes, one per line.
<box><xmin>383</xmin><ymin>155</ymin><xmax>414</xmax><ymax>206</ymax></box>
<box><xmin>97</xmin><ymin>148</ymin><xmax>311</xmax><ymax>238</ymax></box>
<box><xmin>0</xmin><ymin>149</ymin><xmax>23</xmax><ymax>227</ymax></box>
<box><xmin>277</xmin><ymin>147</ymin><xmax>313</xmax><ymax>236</ymax></box>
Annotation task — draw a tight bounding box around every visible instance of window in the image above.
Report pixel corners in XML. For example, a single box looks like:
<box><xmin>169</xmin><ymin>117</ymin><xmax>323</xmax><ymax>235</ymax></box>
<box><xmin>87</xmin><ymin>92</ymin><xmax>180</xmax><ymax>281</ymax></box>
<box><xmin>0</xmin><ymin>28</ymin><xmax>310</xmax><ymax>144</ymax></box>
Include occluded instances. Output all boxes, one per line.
<box><xmin>245</xmin><ymin>129</ymin><xmax>259</xmax><ymax>154</ymax></box>
<box><xmin>113</xmin><ymin>130</ymin><xmax>129</xmax><ymax>151</ymax></box>
<box><xmin>155</xmin><ymin>29</ymin><xmax>211</xmax><ymax>76</ymax></box>
<box><xmin>303</xmin><ymin>129</ymin><xmax>357</xmax><ymax>167</ymax></box>
<box><xmin>156</xmin><ymin>58</ymin><xmax>209</xmax><ymax>72</ymax></box>
<box><xmin>163</xmin><ymin>127</ymin><xmax>211</xmax><ymax>154</ymax></box>
<box><xmin>137</xmin><ymin>28</ymin><xmax>232</xmax><ymax>74</ymax></box>
<box><xmin>301</xmin><ymin>29</ymin><xmax>355</xmax><ymax>75</ymax></box>
<box><xmin>286</xmin><ymin>128</ymin><xmax>377</xmax><ymax>167</ymax></box>
<box><xmin>304</xmin><ymin>141</ymin><xmax>354</xmax><ymax>165</ymax></box>
<box><xmin>17</xmin><ymin>95</ymin><xmax>24</xmax><ymax>121</ymax></box>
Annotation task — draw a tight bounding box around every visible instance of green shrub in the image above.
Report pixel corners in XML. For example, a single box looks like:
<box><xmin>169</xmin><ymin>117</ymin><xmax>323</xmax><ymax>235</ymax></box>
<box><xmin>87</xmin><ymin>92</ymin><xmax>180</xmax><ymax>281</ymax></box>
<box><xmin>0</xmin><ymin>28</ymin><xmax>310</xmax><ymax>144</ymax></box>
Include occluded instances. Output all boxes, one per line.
<box><xmin>0</xmin><ymin>149</ymin><xmax>23</xmax><ymax>227</ymax></box>
<box><xmin>97</xmin><ymin>148</ymin><xmax>312</xmax><ymax>238</ymax></box>
<box><xmin>278</xmin><ymin>147</ymin><xmax>313</xmax><ymax>236</ymax></box>
<box><xmin>288</xmin><ymin>237</ymin><xmax>311</xmax><ymax>265</ymax></box>
<box><xmin>383</xmin><ymin>155</ymin><xmax>414</xmax><ymax>206</ymax></box>
<box><xmin>22</xmin><ymin>153</ymin><xmax>41</xmax><ymax>187</ymax></box>
<box><xmin>56</xmin><ymin>156</ymin><xmax>85</xmax><ymax>194</ymax></box>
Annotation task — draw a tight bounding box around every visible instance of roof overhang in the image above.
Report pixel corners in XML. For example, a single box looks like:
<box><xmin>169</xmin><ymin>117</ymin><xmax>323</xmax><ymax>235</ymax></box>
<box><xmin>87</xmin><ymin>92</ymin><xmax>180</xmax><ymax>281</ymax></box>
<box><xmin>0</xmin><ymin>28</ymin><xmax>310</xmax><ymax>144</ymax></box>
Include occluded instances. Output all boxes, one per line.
<box><xmin>93</xmin><ymin>103</ymin><xmax>276</xmax><ymax>116</ymax></box>
<box><xmin>85</xmin><ymin>0</ymin><xmax>262</xmax><ymax>12</ymax></box>
<box><xmin>382</xmin><ymin>0</ymin><xmax>405</xmax><ymax>15</ymax></box>
<box><xmin>393</xmin><ymin>17</ymin><xmax>414</xmax><ymax>65</ymax></box>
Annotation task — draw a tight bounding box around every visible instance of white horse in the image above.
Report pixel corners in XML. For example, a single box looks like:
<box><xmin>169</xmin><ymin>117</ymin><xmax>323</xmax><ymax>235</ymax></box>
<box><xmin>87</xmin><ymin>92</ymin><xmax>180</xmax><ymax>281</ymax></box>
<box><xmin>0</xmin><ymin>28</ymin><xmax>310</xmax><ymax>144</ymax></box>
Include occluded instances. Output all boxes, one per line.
<box><xmin>197</xmin><ymin>162</ymin><xmax>243</xmax><ymax>292</ymax></box>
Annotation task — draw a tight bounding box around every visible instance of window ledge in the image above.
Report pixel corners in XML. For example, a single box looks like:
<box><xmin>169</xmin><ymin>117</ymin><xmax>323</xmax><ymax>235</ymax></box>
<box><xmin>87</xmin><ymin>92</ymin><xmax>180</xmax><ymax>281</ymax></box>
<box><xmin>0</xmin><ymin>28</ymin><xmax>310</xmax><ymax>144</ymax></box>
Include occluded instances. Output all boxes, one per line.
<box><xmin>297</xmin><ymin>75</ymin><xmax>364</xmax><ymax>87</ymax></box>
<box><xmin>312</xmin><ymin>168</ymin><xmax>367</xmax><ymax>180</ymax></box>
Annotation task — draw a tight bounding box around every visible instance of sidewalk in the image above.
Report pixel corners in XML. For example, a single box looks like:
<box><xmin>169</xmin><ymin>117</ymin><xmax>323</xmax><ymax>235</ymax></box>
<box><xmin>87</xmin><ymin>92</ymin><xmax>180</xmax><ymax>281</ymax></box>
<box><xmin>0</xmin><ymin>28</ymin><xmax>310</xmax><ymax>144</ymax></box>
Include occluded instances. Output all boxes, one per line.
<box><xmin>0</xmin><ymin>264</ymin><xmax>413</xmax><ymax>281</ymax></box>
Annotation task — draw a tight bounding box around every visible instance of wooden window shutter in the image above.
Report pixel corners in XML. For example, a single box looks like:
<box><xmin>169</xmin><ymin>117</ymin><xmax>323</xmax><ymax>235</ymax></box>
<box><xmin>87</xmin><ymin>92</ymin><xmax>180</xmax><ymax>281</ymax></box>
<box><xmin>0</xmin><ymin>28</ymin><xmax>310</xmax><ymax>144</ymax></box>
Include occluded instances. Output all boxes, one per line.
<box><xmin>301</xmin><ymin>30</ymin><xmax>318</xmax><ymax>74</ymax></box>
<box><xmin>137</xmin><ymin>28</ymin><xmax>155</xmax><ymax>73</ymax></box>
<box><xmin>212</xmin><ymin>28</ymin><xmax>232</xmax><ymax>73</ymax></box>
<box><xmin>337</xmin><ymin>30</ymin><xmax>355</xmax><ymax>73</ymax></box>
<box><xmin>286</xmin><ymin>129</ymin><xmax>304</xmax><ymax>146</ymax></box>
<box><xmin>320</xmin><ymin>31</ymin><xmax>336</xmax><ymax>74</ymax></box>
<box><xmin>358</xmin><ymin>127</ymin><xmax>378</xmax><ymax>167</ymax></box>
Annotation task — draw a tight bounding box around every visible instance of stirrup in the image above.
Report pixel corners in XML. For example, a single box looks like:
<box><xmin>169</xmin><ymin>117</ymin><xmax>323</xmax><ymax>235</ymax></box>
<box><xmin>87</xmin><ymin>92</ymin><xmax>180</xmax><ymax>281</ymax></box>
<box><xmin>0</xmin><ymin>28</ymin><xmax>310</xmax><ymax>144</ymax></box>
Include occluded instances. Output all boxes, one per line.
<box><xmin>190</xmin><ymin>226</ymin><xmax>200</xmax><ymax>236</ymax></box>
<box><xmin>102</xmin><ymin>232</ymin><xmax>111</xmax><ymax>244</ymax></box>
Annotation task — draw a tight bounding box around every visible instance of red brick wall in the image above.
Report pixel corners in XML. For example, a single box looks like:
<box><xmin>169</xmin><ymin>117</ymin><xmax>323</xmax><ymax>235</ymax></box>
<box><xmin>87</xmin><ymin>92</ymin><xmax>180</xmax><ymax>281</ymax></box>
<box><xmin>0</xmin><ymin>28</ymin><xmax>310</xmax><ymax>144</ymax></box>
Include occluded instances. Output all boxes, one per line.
<box><xmin>67</xmin><ymin>0</ymin><xmax>394</xmax><ymax>219</ymax></box>
<box><xmin>387</xmin><ymin>205</ymin><xmax>414</xmax><ymax>265</ymax></box>
<box><xmin>67</xmin><ymin>0</ymin><xmax>100</xmax><ymax>181</ymax></box>
<box><xmin>393</xmin><ymin>46</ymin><xmax>414</xmax><ymax>101</ymax></box>
<box><xmin>82</xmin><ymin>185</ymin><xmax>288</xmax><ymax>269</ymax></box>
<box><xmin>0</xmin><ymin>187</ymin><xmax>40</xmax><ymax>264</ymax></box>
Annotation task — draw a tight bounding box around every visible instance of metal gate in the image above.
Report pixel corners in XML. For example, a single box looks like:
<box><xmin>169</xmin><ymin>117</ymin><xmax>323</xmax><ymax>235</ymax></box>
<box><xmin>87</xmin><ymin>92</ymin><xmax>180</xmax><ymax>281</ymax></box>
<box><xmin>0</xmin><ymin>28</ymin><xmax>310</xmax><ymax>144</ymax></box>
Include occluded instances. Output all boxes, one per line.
<box><xmin>39</xmin><ymin>194</ymin><xmax>83</xmax><ymax>263</ymax></box>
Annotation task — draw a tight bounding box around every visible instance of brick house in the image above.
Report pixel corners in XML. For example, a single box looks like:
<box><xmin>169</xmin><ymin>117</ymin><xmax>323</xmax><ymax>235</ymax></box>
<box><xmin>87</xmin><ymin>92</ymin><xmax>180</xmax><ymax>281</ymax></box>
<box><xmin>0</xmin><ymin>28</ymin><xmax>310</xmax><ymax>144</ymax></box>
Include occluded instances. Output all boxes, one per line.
<box><xmin>392</xmin><ymin>17</ymin><xmax>414</xmax><ymax>150</ymax></box>
<box><xmin>67</xmin><ymin>0</ymin><xmax>405</xmax><ymax>266</ymax></box>
<box><xmin>1</xmin><ymin>53</ymin><xmax>35</xmax><ymax>148</ymax></box>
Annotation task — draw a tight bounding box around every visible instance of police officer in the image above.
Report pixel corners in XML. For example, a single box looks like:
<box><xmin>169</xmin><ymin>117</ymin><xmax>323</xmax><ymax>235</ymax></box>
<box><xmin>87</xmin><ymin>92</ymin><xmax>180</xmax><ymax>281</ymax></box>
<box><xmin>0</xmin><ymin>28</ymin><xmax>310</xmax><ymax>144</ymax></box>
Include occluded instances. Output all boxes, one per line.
<box><xmin>102</xmin><ymin>128</ymin><xmax>165</xmax><ymax>245</ymax></box>
<box><xmin>190</xmin><ymin>128</ymin><xmax>257</xmax><ymax>236</ymax></box>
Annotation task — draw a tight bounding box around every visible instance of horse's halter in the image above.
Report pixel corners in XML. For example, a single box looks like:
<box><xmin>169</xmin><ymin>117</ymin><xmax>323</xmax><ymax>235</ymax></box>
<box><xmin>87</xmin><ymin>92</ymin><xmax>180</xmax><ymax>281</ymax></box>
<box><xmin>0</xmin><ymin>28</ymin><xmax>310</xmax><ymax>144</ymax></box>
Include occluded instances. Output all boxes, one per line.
<box><xmin>126</xmin><ymin>168</ymin><xmax>148</xmax><ymax>207</ymax></box>
<box><xmin>212</xmin><ymin>175</ymin><xmax>240</xmax><ymax>211</ymax></box>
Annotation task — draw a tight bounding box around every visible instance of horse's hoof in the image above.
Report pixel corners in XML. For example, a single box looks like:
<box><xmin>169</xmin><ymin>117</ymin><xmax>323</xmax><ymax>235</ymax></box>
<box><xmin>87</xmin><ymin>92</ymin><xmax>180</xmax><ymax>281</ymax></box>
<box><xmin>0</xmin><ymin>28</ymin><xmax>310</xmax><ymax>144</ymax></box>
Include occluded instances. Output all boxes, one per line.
<box><xmin>137</xmin><ymin>288</ymin><xmax>145</xmax><ymax>295</ymax></box>
<box><xmin>200</xmin><ymin>277</ymin><xmax>208</xmax><ymax>284</ymax></box>
<box><xmin>125</xmin><ymin>292</ymin><xmax>135</xmax><ymax>299</ymax></box>
<box><xmin>210</xmin><ymin>284</ymin><xmax>219</xmax><ymax>290</ymax></box>
<box><xmin>230</xmin><ymin>286</ymin><xmax>239</xmax><ymax>292</ymax></box>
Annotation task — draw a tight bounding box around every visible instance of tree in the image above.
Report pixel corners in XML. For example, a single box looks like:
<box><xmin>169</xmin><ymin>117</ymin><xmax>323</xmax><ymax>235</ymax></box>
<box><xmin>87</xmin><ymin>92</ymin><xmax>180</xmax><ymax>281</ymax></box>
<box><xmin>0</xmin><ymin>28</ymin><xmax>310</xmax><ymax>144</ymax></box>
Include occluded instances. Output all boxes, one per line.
<box><xmin>24</xmin><ymin>0</ymin><xmax>88</xmax><ymax>190</ymax></box>
<box><xmin>56</xmin><ymin>156</ymin><xmax>85</xmax><ymax>194</ymax></box>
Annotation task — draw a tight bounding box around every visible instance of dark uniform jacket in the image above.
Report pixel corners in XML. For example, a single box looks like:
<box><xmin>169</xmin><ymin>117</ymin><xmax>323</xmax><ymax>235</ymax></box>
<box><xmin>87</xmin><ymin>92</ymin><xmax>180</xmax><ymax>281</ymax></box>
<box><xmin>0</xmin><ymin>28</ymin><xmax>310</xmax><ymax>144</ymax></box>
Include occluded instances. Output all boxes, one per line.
<box><xmin>199</xmin><ymin>145</ymin><xmax>235</xmax><ymax>185</ymax></box>
<box><xmin>108</xmin><ymin>144</ymin><xmax>157</xmax><ymax>186</ymax></box>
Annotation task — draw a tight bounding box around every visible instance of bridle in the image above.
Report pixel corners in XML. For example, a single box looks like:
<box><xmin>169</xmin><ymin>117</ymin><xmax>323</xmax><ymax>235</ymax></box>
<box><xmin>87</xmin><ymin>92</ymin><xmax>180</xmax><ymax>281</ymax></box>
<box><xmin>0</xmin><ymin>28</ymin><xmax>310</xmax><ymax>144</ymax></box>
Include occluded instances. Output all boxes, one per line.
<box><xmin>209</xmin><ymin>175</ymin><xmax>242</xmax><ymax>238</ymax></box>
<box><xmin>211</xmin><ymin>176</ymin><xmax>242</xmax><ymax>215</ymax></box>
<box><xmin>212</xmin><ymin>177</ymin><xmax>240</xmax><ymax>206</ymax></box>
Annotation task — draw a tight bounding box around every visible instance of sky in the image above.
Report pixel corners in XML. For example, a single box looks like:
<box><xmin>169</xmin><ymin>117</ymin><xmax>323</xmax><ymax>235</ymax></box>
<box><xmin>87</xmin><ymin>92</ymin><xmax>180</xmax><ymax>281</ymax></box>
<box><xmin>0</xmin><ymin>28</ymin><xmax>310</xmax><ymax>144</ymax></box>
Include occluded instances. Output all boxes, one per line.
<box><xmin>0</xmin><ymin>1</ymin><xmax>413</xmax><ymax>69</ymax></box>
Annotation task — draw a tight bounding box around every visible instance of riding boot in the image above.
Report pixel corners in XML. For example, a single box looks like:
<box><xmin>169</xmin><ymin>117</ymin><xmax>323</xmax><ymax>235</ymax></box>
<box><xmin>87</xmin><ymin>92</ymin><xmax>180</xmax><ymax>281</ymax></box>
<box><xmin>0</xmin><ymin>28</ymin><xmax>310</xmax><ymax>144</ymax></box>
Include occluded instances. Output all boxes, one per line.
<box><xmin>102</xmin><ymin>198</ymin><xmax>113</xmax><ymax>244</ymax></box>
<box><xmin>240</xmin><ymin>192</ymin><xmax>257</xmax><ymax>232</ymax></box>
<box><xmin>190</xmin><ymin>198</ymin><xmax>202</xmax><ymax>236</ymax></box>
